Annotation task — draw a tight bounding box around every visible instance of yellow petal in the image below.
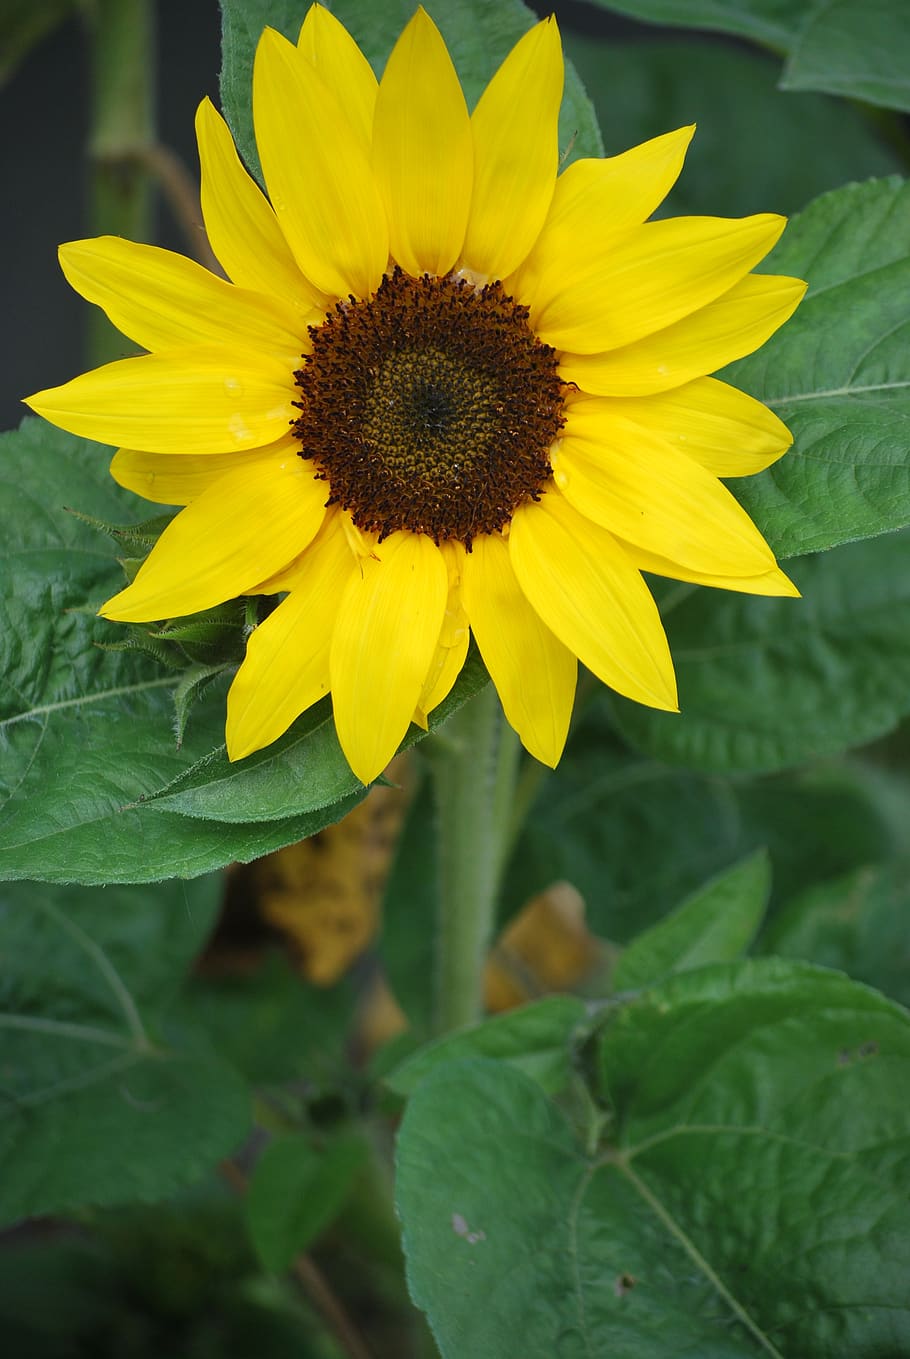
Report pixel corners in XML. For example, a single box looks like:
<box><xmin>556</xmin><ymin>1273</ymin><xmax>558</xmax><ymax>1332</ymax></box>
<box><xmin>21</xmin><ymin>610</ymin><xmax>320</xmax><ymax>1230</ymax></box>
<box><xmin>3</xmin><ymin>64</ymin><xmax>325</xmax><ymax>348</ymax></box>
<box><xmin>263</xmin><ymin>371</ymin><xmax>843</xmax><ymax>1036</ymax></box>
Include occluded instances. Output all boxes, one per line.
<box><xmin>533</xmin><ymin>213</ymin><xmax>787</xmax><ymax>354</ymax></box>
<box><xmin>622</xmin><ymin>542</ymin><xmax>800</xmax><ymax>597</ymax></box>
<box><xmin>297</xmin><ymin>4</ymin><xmax>377</xmax><ymax>151</ymax></box>
<box><xmin>509</xmin><ymin>492</ymin><xmax>678</xmax><ymax>712</ymax></box>
<box><xmin>560</xmin><ymin>273</ymin><xmax>806</xmax><ymax>396</ymax></box>
<box><xmin>509</xmin><ymin>126</ymin><xmax>694</xmax><ymax>306</ymax></box>
<box><xmin>462</xmin><ymin>17</ymin><xmax>563</xmax><ymax>281</ymax></box>
<box><xmin>579</xmin><ymin>377</ymin><xmax>793</xmax><ymax>476</ymax></box>
<box><xmin>195</xmin><ymin>97</ymin><xmax>324</xmax><ymax>311</ymax></box>
<box><xmin>101</xmin><ymin>455</ymin><xmax>326</xmax><ymax>621</ymax></box>
<box><xmin>372</xmin><ymin>8</ymin><xmax>472</xmax><ymax>278</ymax></box>
<box><xmin>462</xmin><ymin>532</ymin><xmax>576</xmax><ymax>767</ymax></box>
<box><xmin>553</xmin><ymin>418</ymin><xmax>777</xmax><ymax>576</ymax></box>
<box><xmin>414</xmin><ymin>540</ymin><xmax>470</xmax><ymax>724</ymax></box>
<box><xmin>226</xmin><ymin>512</ymin><xmax>356</xmax><ymax>760</ymax></box>
<box><xmin>253</xmin><ymin>26</ymin><xmax>387</xmax><ymax>299</ymax></box>
<box><xmin>58</xmin><ymin>236</ymin><xmax>308</xmax><ymax>361</ymax></box>
<box><xmin>110</xmin><ymin>438</ymin><xmax>300</xmax><ymax>505</ymax></box>
<box><xmin>330</xmin><ymin>531</ymin><xmax>448</xmax><ymax>783</ymax></box>
<box><xmin>25</xmin><ymin>347</ymin><xmax>293</xmax><ymax>453</ymax></box>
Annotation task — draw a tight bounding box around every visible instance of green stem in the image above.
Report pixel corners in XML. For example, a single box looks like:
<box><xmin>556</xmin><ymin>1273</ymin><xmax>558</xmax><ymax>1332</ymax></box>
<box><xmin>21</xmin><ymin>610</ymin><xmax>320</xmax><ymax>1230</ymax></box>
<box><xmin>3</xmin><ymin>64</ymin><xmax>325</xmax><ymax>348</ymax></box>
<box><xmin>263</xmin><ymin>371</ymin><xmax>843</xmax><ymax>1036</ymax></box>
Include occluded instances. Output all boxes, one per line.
<box><xmin>87</xmin><ymin>0</ymin><xmax>155</xmax><ymax>364</ymax></box>
<box><xmin>430</xmin><ymin>685</ymin><xmax>517</xmax><ymax>1033</ymax></box>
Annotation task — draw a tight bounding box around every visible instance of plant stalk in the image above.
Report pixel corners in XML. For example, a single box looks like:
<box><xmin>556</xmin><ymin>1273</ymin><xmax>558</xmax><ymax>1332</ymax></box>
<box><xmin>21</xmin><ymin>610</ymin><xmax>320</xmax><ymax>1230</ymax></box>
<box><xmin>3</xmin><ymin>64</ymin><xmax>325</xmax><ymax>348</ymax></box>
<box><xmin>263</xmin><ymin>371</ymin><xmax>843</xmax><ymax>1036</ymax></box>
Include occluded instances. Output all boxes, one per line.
<box><xmin>430</xmin><ymin>685</ymin><xmax>518</xmax><ymax>1033</ymax></box>
<box><xmin>87</xmin><ymin>0</ymin><xmax>155</xmax><ymax>364</ymax></box>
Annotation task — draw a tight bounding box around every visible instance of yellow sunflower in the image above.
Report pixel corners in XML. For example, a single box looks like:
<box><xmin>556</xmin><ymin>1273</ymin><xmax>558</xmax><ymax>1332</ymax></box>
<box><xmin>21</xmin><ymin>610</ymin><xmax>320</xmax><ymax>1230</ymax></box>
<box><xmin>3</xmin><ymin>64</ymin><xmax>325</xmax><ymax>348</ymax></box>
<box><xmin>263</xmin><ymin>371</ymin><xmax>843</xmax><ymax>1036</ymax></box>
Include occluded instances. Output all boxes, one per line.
<box><xmin>26</xmin><ymin>6</ymin><xmax>806</xmax><ymax>785</ymax></box>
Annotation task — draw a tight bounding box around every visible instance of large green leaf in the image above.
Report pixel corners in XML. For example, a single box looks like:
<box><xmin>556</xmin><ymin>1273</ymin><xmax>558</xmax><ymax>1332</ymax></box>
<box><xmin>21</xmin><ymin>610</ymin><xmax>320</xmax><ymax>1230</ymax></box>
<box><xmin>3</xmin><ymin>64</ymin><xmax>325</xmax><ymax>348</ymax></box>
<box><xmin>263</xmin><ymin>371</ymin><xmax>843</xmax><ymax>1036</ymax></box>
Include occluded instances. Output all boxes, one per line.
<box><xmin>781</xmin><ymin>0</ymin><xmax>910</xmax><ymax>111</ymax></box>
<box><xmin>613</xmin><ymin>531</ymin><xmax>910</xmax><ymax>775</ymax></box>
<box><xmin>564</xmin><ymin>31</ymin><xmax>900</xmax><ymax>218</ymax></box>
<box><xmin>220</xmin><ymin>0</ymin><xmax>602</xmax><ymax>188</ymax></box>
<box><xmin>583</xmin><ymin>0</ymin><xmax>810</xmax><ymax>49</ymax></box>
<box><xmin>0</xmin><ymin>875</ymin><xmax>251</xmax><ymax>1225</ymax></box>
<box><xmin>397</xmin><ymin>960</ymin><xmax>910</xmax><ymax>1356</ymax></box>
<box><xmin>0</xmin><ymin>420</ymin><xmax>482</xmax><ymax>883</ymax></box>
<box><xmin>726</xmin><ymin>178</ymin><xmax>910</xmax><ymax>559</ymax></box>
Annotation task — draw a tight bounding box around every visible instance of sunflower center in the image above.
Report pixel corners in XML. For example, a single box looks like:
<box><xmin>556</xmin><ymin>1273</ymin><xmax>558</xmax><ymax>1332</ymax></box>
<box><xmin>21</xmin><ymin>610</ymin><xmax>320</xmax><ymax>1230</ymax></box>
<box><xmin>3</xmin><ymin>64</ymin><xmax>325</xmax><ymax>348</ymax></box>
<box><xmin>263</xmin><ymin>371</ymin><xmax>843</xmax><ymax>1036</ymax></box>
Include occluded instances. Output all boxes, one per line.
<box><xmin>291</xmin><ymin>268</ymin><xmax>565</xmax><ymax>546</ymax></box>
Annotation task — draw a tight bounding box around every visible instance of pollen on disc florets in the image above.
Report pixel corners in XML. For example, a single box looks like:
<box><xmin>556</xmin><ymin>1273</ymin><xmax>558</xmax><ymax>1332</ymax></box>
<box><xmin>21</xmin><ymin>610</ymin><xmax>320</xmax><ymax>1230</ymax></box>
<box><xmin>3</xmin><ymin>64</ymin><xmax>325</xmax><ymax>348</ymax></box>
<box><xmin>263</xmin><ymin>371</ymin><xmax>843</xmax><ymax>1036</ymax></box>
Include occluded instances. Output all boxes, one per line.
<box><xmin>291</xmin><ymin>267</ymin><xmax>565</xmax><ymax>547</ymax></box>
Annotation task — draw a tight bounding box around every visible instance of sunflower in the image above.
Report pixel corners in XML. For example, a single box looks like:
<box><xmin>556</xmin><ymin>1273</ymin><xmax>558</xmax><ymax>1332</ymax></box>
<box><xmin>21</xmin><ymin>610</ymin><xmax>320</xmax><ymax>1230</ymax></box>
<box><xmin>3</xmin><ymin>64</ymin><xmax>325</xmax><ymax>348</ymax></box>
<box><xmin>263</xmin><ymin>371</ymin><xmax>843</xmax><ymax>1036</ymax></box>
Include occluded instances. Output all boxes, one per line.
<box><xmin>26</xmin><ymin>6</ymin><xmax>805</xmax><ymax>785</ymax></box>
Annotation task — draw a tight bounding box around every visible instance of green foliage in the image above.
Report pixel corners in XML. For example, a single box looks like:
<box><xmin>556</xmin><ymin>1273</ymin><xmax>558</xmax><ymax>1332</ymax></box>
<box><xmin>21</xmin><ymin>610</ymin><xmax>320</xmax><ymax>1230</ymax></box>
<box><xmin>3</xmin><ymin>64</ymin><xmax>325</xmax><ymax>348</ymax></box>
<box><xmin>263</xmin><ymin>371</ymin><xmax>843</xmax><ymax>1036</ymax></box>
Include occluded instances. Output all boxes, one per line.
<box><xmin>0</xmin><ymin>0</ymin><xmax>76</xmax><ymax>84</ymax></box>
<box><xmin>387</xmin><ymin>996</ymin><xmax>589</xmax><ymax>1096</ymax></box>
<box><xmin>565</xmin><ymin>30</ymin><xmax>901</xmax><ymax>217</ymax></box>
<box><xmin>613</xmin><ymin>850</ymin><xmax>770</xmax><ymax>990</ymax></box>
<box><xmin>247</xmin><ymin>1132</ymin><xmax>367</xmax><ymax>1271</ymax></box>
<box><xmin>220</xmin><ymin>0</ymin><xmax>602</xmax><ymax>187</ymax></box>
<box><xmin>0</xmin><ymin>420</ymin><xmax>486</xmax><ymax>883</ymax></box>
<box><xmin>613</xmin><ymin>531</ymin><xmax>910</xmax><ymax>774</ymax></box>
<box><xmin>505</xmin><ymin>709</ymin><xmax>895</xmax><ymax>941</ymax></box>
<box><xmin>179</xmin><ymin>952</ymin><xmax>359</xmax><ymax>1087</ymax></box>
<box><xmin>0</xmin><ymin>875</ymin><xmax>250</xmax><ymax>1225</ymax></box>
<box><xmin>764</xmin><ymin>862</ymin><xmax>910</xmax><ymax>1007</ymax></box>
<box><xmin>376</xmin><ymin>771</ymin><xmax>437</xmax><ymax>1036</ymax></box>
<box><xmin>781</xmin><ymin>0</ymin><xmax>910</xmax><ymax>110</ymax></box>
<box><xmin>585</xmin><ymin>0</ymin><xmax>809</xmax><ymax>49</ymax></box>
<box><xmin>0</xmin><ymin>1188</ymin><xmax>343</xmax><ymax>1359</ymax></box>
<box><xmin>397</xmin><ymin>961</ymin><xmax>910</xmax><ymax>1356</ymax></box>
<box><xmin>728</xmin><ymin>178</ymin><xmax>910</xmax><ymax>559</ymax></box>
<box><xmin>6</xmin><ymin>2</ymin><xmax>910</xmax><ymax>1351</ymax></box>
<box><xmin>590</xmin><ymin>0</ymin><xmax>910</xmax><ymax>114</ymax></box>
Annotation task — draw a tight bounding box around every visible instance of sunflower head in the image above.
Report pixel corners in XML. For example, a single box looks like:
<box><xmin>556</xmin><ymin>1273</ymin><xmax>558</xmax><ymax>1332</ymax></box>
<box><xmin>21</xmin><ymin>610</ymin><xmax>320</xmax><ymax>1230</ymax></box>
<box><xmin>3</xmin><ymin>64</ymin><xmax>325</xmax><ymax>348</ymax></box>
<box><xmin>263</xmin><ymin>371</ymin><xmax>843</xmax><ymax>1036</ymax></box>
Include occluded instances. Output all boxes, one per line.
<box><xmin>25</xmin><ymin>4</ymin><xmax>806</xmax><ymax>785</ymax></box>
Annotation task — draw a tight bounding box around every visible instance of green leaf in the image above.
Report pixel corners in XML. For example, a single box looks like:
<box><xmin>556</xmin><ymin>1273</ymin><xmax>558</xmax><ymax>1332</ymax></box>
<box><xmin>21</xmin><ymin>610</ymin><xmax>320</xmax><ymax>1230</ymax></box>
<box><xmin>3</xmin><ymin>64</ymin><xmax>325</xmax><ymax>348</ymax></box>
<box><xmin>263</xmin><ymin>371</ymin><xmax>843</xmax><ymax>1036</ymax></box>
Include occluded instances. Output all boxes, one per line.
<box><xmin>247</xmin><ymin>1132</ymin><xmax>366</xmax><ymax>1272</ymax></box>
<box><xmin>179</xmin><ymin>952</ymin><xmax>358</xmax><ymax>1086</ymax></box>
<box><xmin>64</xmin><ymin>507</ymin><xmax>175</xmax><ymax>552</ymax></box>
<box><xmin>613</xmin><ymin>850</ymin><xmax>770</xmax><ymax>991</ymax></box>
<box><xmin>0</xmin><ymin>419</ymin><xmax>482</xmax><ymax>883</ymax></box>
<box><xmin>764</xmin><ymin>862</ymin><xmax>910</xmax><ymax>1006</ymax></box>
<box><xmin>726</xmin><ymin>178</ymin><xmax>910</xmax><ymax>559</ymax></box>
<box><xmin>781</xmin><ymin>0</ymin><xmax>910</xmax><ymax>111</ymax></box>
<box><xmin>613</xmin><ymin>531</ymin><xmax>910</xmax><ymax>775</ymax></box>
<box><xmin>506</xmin><ymin>704</ymin><xmax>894</xmax><ymax>942</ymax></box>
<box><xmin>0</xmin><ymin>876</ymin><xmax>251</xmax><ymax>1224</ymax></box>
<box><xmin>386</xmin><ymin>996</ymin><xmax>588</xmax><ymax>1098</ymax></box>
<box><xmin>219</xmin><ymin>0</ymin><xmax>601</xmax><ymax>186</ymax></box>
<box><xmin>397</xmin><ymin>961</ymin><xmax>910</xmax><ymax>1356</ymax></box>
<box><xmin>172</xmin><ymin>663</ymin><xmax>232</xmax><ymax>747</ymax></box>
<box><xmin>133</xmin><ymin>648</ymin><xmax>488</xmax><ymax>824</ymax></box>
<box><xmin>564</xmin><ymin>31</ymin><xmax>901</xmax><ymax>219</ymax></box>
<box><xmin>583</xmin><ymin>0</ymin><xmax>810</xmax><ymax>49</ymax></box>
